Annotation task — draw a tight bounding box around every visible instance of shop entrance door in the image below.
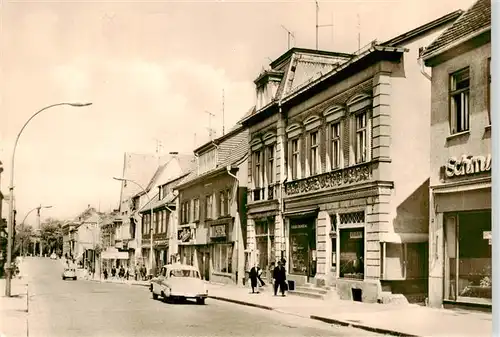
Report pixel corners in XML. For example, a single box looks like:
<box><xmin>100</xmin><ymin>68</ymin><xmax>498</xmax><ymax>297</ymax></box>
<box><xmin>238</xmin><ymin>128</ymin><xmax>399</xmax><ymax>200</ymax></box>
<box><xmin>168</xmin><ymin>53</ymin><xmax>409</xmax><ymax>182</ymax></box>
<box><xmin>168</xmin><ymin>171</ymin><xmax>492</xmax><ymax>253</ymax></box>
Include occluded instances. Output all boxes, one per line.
<box><xmin>308</xmin><ymin>224</ymin><xmax>317</xmax><ymax>281</ymax></box>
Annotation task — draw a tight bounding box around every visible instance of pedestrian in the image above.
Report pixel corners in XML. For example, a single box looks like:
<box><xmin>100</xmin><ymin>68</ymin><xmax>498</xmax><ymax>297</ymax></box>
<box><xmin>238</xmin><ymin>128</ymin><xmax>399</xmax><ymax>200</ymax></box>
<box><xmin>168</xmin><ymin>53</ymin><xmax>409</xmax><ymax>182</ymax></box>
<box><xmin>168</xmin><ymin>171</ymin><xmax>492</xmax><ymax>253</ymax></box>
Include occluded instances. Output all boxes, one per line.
<box><xmin>111</xmin><ymin>266</ymin><xmax>116</xmax><ymax>279</ymax></box>
<box><xmin>249</xmin><ymin>264</ymin><xmax>259</xmax><ymax>294</ymax></box>
<box><xmin>257</xmin><ymin>266</ymin><xmax>265</xmax><ymax>287</ymax></box>
<box><xmin>103</xmin><ymin>268</ymin><xmax>108</xmax><ymax>280</ymax></box>
<box><xmin>273</xmin><ymin>260</ymin><xmax>287</xmax><ymax>296</ymax></box>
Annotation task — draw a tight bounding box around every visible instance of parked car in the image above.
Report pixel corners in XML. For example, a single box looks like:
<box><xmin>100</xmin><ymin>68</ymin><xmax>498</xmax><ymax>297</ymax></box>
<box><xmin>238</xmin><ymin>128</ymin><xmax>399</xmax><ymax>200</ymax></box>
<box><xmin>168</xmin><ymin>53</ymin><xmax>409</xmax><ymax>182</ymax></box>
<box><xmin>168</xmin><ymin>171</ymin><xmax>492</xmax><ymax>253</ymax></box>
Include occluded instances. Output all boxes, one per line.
<box><xmin>50</xmin><ymin>253</ymin><xmax>57</xmax><ymax>260</ymax></box>
<box><xmin>62</xmin><ymin>267</ymin><xmax>77</xmax><ymax>280</ymax></box>
<box><xmin>150</xmin><ymin>263</ymin><xmax>207</xmax><ymax>304</ymax></box>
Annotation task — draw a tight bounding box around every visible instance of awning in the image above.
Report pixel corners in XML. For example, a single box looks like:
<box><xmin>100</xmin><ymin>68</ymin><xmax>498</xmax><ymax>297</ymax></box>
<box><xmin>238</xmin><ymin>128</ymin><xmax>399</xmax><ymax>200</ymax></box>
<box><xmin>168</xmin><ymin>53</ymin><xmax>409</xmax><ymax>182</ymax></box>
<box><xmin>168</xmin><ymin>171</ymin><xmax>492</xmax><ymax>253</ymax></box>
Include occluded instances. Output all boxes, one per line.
<box><xmin>379</xmin><ymin>232</ymin><xmax>428</xmax><ymax>243</ymax></box>
<box><xmin>283</xmin><ymin>207</ymin><xmax>319</xmax><ymax>218</ymax></box>
<box><xmin>101</xmin><ymin>248</ymin><xmax>129</xmax><ymax>260</ymax></box>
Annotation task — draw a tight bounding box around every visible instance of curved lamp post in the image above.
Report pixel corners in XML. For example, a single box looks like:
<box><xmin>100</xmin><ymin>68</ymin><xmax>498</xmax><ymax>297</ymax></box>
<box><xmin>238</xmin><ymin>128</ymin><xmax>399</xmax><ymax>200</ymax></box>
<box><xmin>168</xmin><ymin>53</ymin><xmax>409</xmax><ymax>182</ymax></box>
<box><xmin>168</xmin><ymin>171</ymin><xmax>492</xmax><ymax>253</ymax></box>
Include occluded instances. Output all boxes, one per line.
<box><xmin>113</xmin><ymin>177</ymin><xmax>154</xmax><ymax>276</ymax></box>
<box><xmin>19</xmin><ymin>205</ymin><xmax>52</xmax><ymax>256</ymax></box>
<box><xmin>5</xmin><ymin>102</ymin><xmax>92</xmax><ymax>297</ymax></box>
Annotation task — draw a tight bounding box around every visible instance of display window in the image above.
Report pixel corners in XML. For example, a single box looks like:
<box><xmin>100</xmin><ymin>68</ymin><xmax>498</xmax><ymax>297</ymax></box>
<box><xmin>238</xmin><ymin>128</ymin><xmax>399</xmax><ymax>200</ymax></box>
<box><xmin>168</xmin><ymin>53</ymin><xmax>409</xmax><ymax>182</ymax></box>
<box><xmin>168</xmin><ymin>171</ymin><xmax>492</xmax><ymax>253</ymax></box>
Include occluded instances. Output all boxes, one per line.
<box><xmin>339</xmin><ymin>228</ymin><xmax>364</xmax><ymax>280</ymax></box>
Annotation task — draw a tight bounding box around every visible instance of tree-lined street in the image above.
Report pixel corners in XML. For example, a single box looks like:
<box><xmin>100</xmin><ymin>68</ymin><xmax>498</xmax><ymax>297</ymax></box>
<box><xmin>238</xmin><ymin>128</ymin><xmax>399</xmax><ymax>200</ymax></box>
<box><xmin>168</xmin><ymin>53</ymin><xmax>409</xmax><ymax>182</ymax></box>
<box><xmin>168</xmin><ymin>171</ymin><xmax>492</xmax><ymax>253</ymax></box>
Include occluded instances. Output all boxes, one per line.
<box><xmin>26</xmin><ymin>258</ymin><xmax>382</xmax><ymax>337</ymax></box>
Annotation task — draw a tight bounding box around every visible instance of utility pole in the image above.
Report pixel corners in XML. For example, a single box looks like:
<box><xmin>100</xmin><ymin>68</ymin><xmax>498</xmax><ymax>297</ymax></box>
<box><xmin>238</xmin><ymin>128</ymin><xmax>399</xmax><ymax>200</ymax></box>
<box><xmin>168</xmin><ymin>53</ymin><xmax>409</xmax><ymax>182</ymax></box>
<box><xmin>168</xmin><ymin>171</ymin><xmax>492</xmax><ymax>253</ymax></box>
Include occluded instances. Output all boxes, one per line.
<box><xmin>281</xmin><ymin>25</ymin><xmax>295</xmax><ymax>50</ymax></box>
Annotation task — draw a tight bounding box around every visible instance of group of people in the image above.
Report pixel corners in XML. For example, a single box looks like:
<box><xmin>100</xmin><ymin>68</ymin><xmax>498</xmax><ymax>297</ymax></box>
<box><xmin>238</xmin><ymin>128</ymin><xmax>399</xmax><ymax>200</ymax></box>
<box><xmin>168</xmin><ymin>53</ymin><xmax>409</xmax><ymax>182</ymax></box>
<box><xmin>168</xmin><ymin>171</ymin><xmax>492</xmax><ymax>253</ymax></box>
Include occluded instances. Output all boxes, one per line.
<box><xmin>103</xmin><ymin>265</ymin><xmax>129</xmax><ymax>280</ymax></box>
<box><xmin>249</xmin><ymin>259</ymin><xmax>288</xmax><ymax>297</ymax></box>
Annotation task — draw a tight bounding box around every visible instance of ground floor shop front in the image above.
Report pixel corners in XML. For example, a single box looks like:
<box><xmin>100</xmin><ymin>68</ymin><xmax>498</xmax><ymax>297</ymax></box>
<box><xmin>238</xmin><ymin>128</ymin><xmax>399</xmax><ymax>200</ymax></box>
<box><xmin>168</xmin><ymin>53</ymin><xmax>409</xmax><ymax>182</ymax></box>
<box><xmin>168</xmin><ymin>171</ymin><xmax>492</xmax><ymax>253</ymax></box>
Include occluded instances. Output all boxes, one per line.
<box><xmin>282</xmin><ymin>180</ymin><xmax>429</xmax><ymax>303</ymax></box>
<box><xmin>429</xmin><ymin>180</ymin><xmax>491</xmax><ymax>309</ymax></box>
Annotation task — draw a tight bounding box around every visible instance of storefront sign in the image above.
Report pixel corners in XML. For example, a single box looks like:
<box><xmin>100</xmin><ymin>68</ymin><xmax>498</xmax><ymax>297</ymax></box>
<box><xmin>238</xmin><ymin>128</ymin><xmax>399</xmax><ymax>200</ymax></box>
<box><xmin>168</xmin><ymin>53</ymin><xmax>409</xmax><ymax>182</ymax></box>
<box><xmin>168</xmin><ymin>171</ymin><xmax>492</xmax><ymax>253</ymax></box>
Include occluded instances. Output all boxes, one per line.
<box><xmin>445</xmin><ymin>154</ymin><xmax>491</xmax><ymax>178</ymax></box>
<box><xmin>154</xmin><ymin>240</ymin><xmax>169</xmax><ymax>247</ymax></box>
<box><xmin>177</xmin><ymin>227</ymin><xmax>193</xmax><ymax>243</ymax></box>
<box><xmin>291</xmin><ymin>224</ymin><xmax>307</xmax><ymax>230</ymax></box>
<box><xmin>210</xmin><ymin>224</ymin><xmax>226</xmax><ymax>238</ymax></box>
<box><xmin>349</xmin><ymin>231</ymin><xmax>363</xmax><ymax>239</ymax></box>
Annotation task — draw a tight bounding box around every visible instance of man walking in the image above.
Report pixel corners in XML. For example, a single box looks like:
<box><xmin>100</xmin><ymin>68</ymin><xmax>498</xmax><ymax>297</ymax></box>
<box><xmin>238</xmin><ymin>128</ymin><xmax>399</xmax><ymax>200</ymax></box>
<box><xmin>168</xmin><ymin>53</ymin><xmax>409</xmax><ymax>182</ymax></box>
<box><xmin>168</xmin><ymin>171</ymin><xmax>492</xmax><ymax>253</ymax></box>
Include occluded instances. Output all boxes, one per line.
<box><xmin>273</xmin><ymin>260</ymin><xmax>287</xmax><ymax>296</ymax></box>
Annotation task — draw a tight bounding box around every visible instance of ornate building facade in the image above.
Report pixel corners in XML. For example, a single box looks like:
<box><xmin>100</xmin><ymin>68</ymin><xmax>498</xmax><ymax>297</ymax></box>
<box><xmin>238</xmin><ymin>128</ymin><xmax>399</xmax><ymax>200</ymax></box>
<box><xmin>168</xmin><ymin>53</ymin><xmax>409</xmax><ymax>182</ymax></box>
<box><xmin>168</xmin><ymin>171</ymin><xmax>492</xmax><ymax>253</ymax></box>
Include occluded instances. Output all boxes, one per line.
<box><xmin>243</xmin><ymin>10</ymin><xmax>462</xmax><ymax>303</ymax></box>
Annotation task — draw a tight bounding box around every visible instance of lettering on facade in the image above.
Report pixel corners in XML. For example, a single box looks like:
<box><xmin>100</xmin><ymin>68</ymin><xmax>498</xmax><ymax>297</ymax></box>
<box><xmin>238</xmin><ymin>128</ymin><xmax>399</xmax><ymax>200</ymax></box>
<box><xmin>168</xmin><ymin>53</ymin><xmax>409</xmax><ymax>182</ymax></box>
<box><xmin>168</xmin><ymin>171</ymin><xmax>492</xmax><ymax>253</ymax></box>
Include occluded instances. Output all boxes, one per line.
<box><xmin>291</xmin><ymin>224</ymin><xmax>307</xmax><ymax>230</ymax></box>
<box><xmin>210</xmin><ymin>224</ymin><xmax>226</xmax><ymax>238</ymax></box>
<box><xmin>154</xmin><ymin>240</ymin><xmax>169</xmax><ymax>247</ymax></box>
<box><xmin>349</xmin><ymin>231</ymin><xmax>363</xmax><ymax>239</ymax></box>
<box><xmin>285</xmin><ymin>163</ymin><xmax>372</xmax><ymax>196</ymax></box>
<box><xmin>445</xmin><ymin>154</ymin><xmax>491</xmax><ymax>178</ymax></box>
<box><xmin>177</xmin><ymin>227</ymin><xmax>193</xmax><ymax>243</ymax></box>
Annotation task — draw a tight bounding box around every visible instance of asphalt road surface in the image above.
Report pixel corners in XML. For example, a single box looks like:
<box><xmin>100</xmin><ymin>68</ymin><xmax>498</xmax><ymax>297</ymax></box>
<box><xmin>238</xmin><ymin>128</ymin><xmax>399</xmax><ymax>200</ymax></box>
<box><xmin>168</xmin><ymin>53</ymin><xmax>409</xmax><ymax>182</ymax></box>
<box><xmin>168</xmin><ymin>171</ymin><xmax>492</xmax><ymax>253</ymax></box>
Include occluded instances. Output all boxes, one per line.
<box><xmin>26</xmin><ymin>258</ymin><xmax>383</xmax><ymax>337</ymax></box>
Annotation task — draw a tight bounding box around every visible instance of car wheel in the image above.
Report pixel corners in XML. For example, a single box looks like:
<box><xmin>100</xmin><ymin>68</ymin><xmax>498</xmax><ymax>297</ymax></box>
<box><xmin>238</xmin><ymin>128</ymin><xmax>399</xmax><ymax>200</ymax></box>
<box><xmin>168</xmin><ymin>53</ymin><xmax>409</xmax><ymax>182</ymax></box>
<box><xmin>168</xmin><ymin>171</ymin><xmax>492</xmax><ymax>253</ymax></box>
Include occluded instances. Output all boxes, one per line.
<box><xmin>196</xmin><ymin>298</ymin><xmax>205</xmax><ymax>305</ymax></box>
<box><xmin>152</xmin><ymin>292</ymin><xmax>158</xmax><ymax>300</ymax></box>
<box><xmin>62</xmin><ymin>277</ymin><xmax>66</xmax><ymax>280</ymax></box>
<box><xmin>161</xmin><ymin>291</ymin><xmax>169</xmax><ymax>303</ymax></box>
<box><xmin>73</xmin><ymin>277</ymin><xmax>77</xmax><ymax>281</ymax></box>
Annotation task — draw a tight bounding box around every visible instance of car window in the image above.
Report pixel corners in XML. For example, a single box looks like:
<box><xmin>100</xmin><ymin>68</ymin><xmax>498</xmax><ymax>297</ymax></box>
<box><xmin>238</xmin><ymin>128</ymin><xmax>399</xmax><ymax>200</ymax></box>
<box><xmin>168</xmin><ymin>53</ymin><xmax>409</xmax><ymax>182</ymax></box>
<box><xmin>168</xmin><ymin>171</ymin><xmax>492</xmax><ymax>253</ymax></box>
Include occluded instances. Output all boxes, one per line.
<box><xmin>169</xmin><ymin>269</ymin><xmax>200</xmax><ymax>278</ymax></box>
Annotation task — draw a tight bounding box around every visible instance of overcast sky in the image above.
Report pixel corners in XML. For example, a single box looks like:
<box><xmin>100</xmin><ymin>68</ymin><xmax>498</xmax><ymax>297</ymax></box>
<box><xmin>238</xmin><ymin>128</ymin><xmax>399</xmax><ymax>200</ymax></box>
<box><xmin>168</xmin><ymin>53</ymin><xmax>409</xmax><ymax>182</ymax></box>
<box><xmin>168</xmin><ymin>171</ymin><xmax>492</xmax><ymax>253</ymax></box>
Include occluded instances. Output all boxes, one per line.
<box><xmin>0</xmin><ymin>0</ymin><xmax>473</xmax><ymax>225</ymax></box>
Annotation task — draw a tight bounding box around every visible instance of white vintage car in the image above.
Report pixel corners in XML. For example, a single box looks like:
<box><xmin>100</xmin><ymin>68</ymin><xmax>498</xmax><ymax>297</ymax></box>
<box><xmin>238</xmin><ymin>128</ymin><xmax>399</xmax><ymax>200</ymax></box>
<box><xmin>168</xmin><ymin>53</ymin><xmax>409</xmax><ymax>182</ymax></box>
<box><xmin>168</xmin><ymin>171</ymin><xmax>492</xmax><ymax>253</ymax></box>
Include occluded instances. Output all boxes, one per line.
<box><xmin>150</xmin><ymin>264</ymin><xmax>208</xmax><ymax>304</ymax></box>
<box><xmin>62</xmin><ymin>267</ymin><xmax>77</xmax><ymax>280</ymax></box>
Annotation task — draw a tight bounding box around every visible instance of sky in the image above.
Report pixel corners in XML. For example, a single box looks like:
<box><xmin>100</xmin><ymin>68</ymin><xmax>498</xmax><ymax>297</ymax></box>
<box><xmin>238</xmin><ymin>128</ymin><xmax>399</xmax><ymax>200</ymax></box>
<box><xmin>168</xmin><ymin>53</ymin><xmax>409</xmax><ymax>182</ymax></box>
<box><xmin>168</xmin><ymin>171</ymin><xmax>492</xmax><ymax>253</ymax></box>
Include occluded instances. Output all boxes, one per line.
<box><xmin>0</xmin><ymin>0</ymin><xmax>474</xmax><ymax>226</ymax></box>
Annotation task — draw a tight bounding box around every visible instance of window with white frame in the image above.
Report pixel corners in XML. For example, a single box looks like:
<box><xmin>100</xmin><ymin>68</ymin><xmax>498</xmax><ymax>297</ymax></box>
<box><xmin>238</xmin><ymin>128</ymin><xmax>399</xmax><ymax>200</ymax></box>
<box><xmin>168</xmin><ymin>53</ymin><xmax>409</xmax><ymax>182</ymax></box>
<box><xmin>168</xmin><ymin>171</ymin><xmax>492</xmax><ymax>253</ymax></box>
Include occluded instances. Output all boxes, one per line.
<box><xmin>254</xmin><ymin>150</ymin><xmax>262</xmax><ymax>188</ymax></box>
<box><xmin>205</xmin><ymin>194</ymin><xmax>214</xmax><ymax>219</ymax></box>
<box><xmin>449</xmin><ymin>67</ymin><xmax>470</xmax><ymax>134</ymax></box>
<box><xmin>267</xmin><ymin>145</ymin><xmax>275</xmax><ymax>184</ymax></box>
<box><xmin>213</xmin><ymin>244</ymin><xmax>233</xmax><ymax>273</ymax></box>
<box><xmin>355</xmin><ymin>112</ymin><xmax>368</xmax><ymax>163</ymax></box>
<box><xmin>331</xmin><ymin>122</ymin><xmax>341</xmax><ymax>169</ymax></box>
<box><xmin>291</xmin><ymin>138</ymin><xmax>299</xmax><ymax>180</ymax></box>
<box><xmin>193</xmin><ymin>198</ymin><xmax>200</xmax><ymax>221</ymax></box>
<box><xmin>309</xmin><ymin>131</ymin><xmax>319</xmax><ymax>175</ymax></box>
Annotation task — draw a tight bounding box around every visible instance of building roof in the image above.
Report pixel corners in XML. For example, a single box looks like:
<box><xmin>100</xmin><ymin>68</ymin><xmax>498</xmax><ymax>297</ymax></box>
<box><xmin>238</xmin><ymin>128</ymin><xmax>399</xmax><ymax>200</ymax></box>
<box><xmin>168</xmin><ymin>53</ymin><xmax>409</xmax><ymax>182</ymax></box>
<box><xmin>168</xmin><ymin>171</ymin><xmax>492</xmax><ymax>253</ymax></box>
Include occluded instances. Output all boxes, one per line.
<box><xmin>421</xmin><ymin>0</ymin><xmax>491</xmax><ymax>60</ymax></box>
<box><xmin>144</xmin><ymin>153</ymin><xmax>196</xmax><ymax>192</ymax></box>
<box><xmin>381</xmin><ymin>10</ymin><xmax>464</xmax><ymax>47</ymax></box>
<box><xmin>119</xmin><ymin>152</ymin><xmax>173</xmax><ymax>202</ymax></box>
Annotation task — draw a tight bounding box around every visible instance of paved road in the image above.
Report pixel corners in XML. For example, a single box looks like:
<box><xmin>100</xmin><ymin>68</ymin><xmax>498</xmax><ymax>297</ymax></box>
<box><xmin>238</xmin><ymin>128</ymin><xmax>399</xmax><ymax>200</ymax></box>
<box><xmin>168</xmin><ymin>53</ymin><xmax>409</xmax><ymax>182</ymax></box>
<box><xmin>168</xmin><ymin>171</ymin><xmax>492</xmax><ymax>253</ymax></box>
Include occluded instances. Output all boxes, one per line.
<box><xmin>26</xmin><ymin>258</ymin><xmax>383</xmax><ymax>337</ymax></box>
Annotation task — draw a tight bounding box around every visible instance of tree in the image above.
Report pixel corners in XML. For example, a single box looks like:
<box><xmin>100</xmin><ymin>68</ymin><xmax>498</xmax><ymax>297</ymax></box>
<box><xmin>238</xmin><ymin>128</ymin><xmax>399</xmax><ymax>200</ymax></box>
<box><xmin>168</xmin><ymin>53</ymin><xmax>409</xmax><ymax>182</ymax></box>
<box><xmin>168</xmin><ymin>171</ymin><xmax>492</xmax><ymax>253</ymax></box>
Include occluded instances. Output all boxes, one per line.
<box><xmin>40</xmin><ymin>218</ymin><xmax>64</xmax><ymax>255</ymax></box>
<box><xmin>14</xmin><ymin>223</ymin><xmax>34</xmax><ymax>256</ymax></box>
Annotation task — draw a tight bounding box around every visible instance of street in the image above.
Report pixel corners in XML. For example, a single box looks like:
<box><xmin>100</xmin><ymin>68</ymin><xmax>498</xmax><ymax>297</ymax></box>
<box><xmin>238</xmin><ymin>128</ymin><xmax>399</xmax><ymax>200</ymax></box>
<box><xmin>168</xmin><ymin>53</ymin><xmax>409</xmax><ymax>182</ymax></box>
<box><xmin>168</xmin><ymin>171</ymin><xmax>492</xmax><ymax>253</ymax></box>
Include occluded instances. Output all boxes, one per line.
<box><xmin>26</xmin><ymin>258</ymin><xmax>383</xmax><ymax>337</ymax></box>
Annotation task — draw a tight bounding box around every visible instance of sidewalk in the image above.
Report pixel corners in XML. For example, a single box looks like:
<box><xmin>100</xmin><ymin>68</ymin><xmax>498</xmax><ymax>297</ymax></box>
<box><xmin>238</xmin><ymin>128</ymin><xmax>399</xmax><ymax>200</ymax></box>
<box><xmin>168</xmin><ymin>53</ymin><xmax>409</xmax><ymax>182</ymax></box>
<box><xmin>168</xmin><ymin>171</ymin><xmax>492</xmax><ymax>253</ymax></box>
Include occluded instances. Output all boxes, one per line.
<box><xmin>86</xmin><ymin>274</ymin><xmax>150</xmax><ymax>287</ymax></box>
<box><xmin>205</xmin><ymin>283</ymin><xmax>492</xmax><ymax>337</ymax></box>
<box><xmin>0</xmin><ymin>277</ymin><xmax>28</xmax><ymax>337</ymax></box>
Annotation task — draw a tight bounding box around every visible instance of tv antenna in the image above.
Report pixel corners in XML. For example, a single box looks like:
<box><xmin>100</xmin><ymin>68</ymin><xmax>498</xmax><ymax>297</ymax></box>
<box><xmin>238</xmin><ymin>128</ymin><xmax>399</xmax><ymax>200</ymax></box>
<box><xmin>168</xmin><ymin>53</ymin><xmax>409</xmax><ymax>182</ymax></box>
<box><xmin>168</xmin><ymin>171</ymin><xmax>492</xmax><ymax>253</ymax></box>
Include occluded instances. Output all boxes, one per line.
<box><xmin>153</xmin><ymin>138</ymin><xmax>163</xmax><ymax>156</ymax></box>
<box><xmin>357</xmin><ymin>12</ymin><xmax>361</xmax><ymax>50</ymax></box>
<box><xmin>222</xmin><ymin>89</ymin><xmax>225</xmax><ymax>136</ymax></box>
<box><xmin>281</xmin><ymin>25</ymin><xmax>295</xmax><ymax>50</ymax></box>
<box><xmin>204</xmin><ymin>110</ymin><xmax>216</xmax><ymax>140</ymax></box>
<box><xmin>315</xmin><ymin>0</ymin><xmax>334</xmax><ymax>50</ymax></box>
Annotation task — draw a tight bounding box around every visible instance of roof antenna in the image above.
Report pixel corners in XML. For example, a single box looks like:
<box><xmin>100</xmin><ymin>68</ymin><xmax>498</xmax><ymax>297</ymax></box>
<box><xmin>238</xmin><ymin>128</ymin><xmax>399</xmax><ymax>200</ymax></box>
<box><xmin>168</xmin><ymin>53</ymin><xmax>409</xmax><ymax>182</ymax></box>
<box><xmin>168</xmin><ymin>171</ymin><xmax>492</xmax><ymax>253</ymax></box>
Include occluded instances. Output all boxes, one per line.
<box><xmin>357</xmin><ymin>10</ymin><xmax>361</xmax><ymax>50</ymax></box>
<box><xmin>222</xmin><ymin>89</ymin><xmax>225</xmax><ymax>136</ymax></box>
<box><xmin>204</xmin><ymin>110</ymin><xmax>216</xmax><ymax>140</ymax></box>
<box><xmin>315</xmin><ymin>1</ymin><xmax>334</xmax><ymax>50</ymax></box>
<box><xmin>281</xmin><ymin>24</ymin><xmax>295</xmax><ymax>50</ymax></box>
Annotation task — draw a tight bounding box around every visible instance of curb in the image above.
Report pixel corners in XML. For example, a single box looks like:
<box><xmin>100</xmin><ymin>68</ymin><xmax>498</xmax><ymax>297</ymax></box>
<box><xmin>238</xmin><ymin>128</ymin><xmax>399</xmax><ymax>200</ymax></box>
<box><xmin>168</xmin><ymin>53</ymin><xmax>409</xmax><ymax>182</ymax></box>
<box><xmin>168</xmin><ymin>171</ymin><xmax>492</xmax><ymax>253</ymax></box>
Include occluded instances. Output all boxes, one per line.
<box><xmin>87</xmin><ymin>279</ymin><xmax>149</xmax><ymax>287</ymax></box>
<box><xmin>208</xmin><ymin>295</ymin><xmax>274</xmax><ymax>311</ymax></box>
<box><xmin>310</xmin><ymin>315</ymin><xmax>421</xmax><ymax>337</ymax></box>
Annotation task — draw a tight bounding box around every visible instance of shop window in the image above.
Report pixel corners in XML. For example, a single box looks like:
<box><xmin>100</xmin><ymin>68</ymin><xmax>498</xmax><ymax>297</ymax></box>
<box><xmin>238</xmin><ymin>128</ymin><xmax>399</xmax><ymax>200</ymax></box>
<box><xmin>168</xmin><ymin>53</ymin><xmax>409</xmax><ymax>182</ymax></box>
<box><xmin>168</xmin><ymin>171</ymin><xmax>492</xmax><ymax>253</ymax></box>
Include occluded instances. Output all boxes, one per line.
<box><xmin>449</xmin><ymin>67</ymin><xmax>470</xmax><ymax>134</ymax></box>
<box><xmin>214</xmin><ymin>244</ymin><xmax>233</xmax><ymax>273</ymax></box>
<box><xmin>289</xmin><ymin>220</ymin><xmax>316</xmax><ymax>277</ymax></box>
<box><xmin>339</xmin><ymin>228</ymin><xmax>364</xmax><ymax>280</ymax></box>
<box><xmin>446</xmin><ymin>211</ymin><xmax>491</xmax><ymax>304</ymax></box>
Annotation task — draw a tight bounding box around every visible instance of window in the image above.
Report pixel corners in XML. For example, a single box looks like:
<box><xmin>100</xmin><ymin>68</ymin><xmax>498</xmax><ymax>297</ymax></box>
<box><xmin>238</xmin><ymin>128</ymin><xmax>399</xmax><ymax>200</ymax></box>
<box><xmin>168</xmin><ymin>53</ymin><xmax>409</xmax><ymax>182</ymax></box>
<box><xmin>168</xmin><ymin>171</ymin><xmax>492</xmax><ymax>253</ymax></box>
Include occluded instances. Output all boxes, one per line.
<box><xmin>219</xmin><ymin>190</ymin><xmax>230</xmax><ymax>216</ymax></box>
<box><xmin>355</xmin><ymin>112</ymin><xmax>367</xmax><ymax>163</ymax></box>
<box><xmin>193</xmin><ymin>198</ymin><xmax>200</xmax><ymax>221</ymax></box>
<box><xmin>214</xmin><ymin>244</ymin><xmax>233</xmax><ymax>273</ymax></box>
<box><xmin>309</xmin><ymin>131</ymin><xmax>319</xmax><ymax>175</ymax></box>
<box><xmin>164</xmin><ymin>210</ymin><xmax>170</xmax><ymax>234</ymax></box>
<box><xmin>181</xmin><ymin>201</ymin><xmax>190</xmax><ymax>224</ymax></box>
<box><xmin>169</xmin><ymin>269</ymin><xmax>200</xmax><ymax>278</ymax></box>
<box><xmin>339</xmin><ymin>228</ymin><xmax>364</xmax><ymax>280</ymax></box>
<box><xmin>198</xmin><ymin>149</ymin><xmax>217</xmax><ymax>175</ymax></box>
<box><xmin>267</xmin><ymin>145</ymin><xmax>275</xmax><ymax>184</ymax></box>
<box><xmin>159</xmin><ymin>211</ymin><xmax>164</xmax><ymax>233</ymax></box>
<box><xmin>487</xmin><ymin>58</ymin><xmax>491</xmax><ymax>126</ymax></box>
<box><xmin>291</xmin><ymin>138</ymin><xmax>299</xmax><ymax>180</ymax></box>
<box><xmin>254</xmin><ymin>150</ymin><xmax>262</xmax><ymax>188</ymax></box>
<box><xmin>154</xmin><ymin>212</ymin><xmax>159</xmax><ymax>233</ymax></box>
<box><xmin>450</xmin><ymin>68</ymin><xmax>470</xmax><ymax>134</ymax></box>
<box><xmin>205</xmin><ymin>194</ymin><xmax>214</xmax><ymax>219</ymax></box>
<box><xmin>331</xmin><ymin>122</ymin><xmax>341</xmax><ymax>169</ymax></box>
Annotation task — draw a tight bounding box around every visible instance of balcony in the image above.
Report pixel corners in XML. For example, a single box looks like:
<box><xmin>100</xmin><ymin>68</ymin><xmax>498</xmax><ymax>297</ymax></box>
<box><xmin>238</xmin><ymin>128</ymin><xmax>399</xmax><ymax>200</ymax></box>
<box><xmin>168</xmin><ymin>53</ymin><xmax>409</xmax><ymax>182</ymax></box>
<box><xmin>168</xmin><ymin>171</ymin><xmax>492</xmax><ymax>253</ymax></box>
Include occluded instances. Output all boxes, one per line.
<box><xmin>248</xmin><ymin>183</ymin><xmax>280</xmax><ymax>203</ymax></box>
<box><xmin>284</xmin><ymin>162</ymin><xmax>372</xmax><ymax>196</ymax></box>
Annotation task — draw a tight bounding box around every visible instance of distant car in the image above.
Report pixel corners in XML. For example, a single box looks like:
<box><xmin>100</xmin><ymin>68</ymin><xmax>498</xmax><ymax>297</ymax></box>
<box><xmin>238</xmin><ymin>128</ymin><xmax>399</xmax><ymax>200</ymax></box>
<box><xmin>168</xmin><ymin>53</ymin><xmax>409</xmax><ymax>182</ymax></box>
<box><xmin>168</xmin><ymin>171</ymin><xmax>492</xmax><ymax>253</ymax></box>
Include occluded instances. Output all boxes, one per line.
<box><xmin>62</xmin><ymin>267</ymin><xmax>77</xmax><ymax>280</ymax></box>
<box><xmin>150</xmin><ymin>263</ymin><xmax>207</xmax><ymax>304</ymax></box>
<box><xmin>50</xmin><ymin>253</ymin><xmax>57</xmax><ymax>260</ymax></box>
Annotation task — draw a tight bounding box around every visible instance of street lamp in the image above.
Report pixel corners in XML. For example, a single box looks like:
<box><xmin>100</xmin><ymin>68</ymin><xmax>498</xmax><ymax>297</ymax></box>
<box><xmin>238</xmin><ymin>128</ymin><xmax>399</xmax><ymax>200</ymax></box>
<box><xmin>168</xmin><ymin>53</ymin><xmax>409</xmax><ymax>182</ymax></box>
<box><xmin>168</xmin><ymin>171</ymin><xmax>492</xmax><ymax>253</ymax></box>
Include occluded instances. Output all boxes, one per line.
<box><xmin>20</xmin><ymin>205</ymin><xmax>52</xmax><ymax>257</ymax></box>
<box><xmin>113</xmin><ymin>177</ymin><xmax>154</xmax><ymax>277</ymax></box>
<box><xmin>5</xmin><ymin>102</ymin><xmax>92</xmax><ymax>297</ymax></box>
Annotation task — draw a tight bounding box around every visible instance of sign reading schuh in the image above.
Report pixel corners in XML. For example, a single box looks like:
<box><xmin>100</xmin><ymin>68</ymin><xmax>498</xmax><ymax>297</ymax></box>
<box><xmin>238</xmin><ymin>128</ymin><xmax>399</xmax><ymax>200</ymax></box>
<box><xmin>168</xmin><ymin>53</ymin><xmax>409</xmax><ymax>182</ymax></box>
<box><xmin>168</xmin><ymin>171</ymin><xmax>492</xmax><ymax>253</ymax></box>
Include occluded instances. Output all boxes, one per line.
<box><xmin>210</xmin><ymin>224</ymin><xmax>226</xmax><ymax>238</ymax></box>
<box><xmin>445</xmin><ymin>154</ymin><xmax>491</xmax><ymax>178</ymax></box>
